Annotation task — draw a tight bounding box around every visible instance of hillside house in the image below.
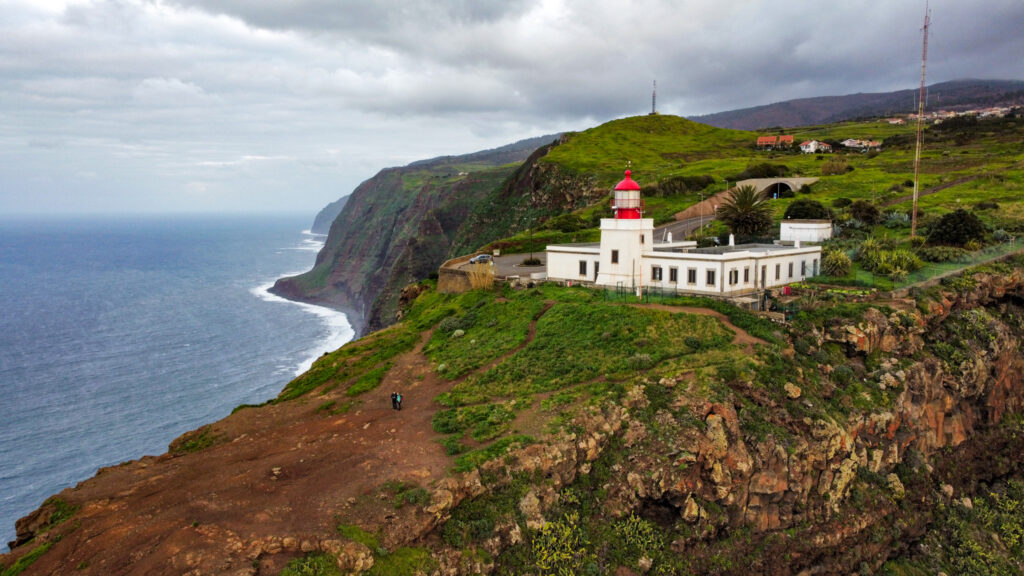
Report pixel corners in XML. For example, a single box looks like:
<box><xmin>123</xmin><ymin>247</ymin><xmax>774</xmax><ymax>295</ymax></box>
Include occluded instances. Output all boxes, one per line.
<box><xmin>546</xmin><ymin>170</ymin><xmax>823</xmax><ymax>305</ymax></box>
<box><xmin>800</xmin><ymin>140</ymin><xmax>832</xmax><ymax>154</ymax></box>
<box><xmin>756</xmin><ymin>135</ymin><xmax>778</xmax><ymax>149</ymax></box>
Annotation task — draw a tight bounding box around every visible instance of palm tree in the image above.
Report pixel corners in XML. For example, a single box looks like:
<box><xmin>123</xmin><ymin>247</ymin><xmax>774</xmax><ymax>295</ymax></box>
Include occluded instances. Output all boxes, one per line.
<box><xmin>716</xmin><ymin>185</ymin><xmax>773</xmax><ymax>237</ymax></box>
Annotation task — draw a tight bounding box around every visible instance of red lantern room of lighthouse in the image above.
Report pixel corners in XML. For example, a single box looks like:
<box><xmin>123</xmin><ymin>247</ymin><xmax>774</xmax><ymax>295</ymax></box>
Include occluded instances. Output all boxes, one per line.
<box><xmin>611</xmin><ymin>169</ymin><xmax>644</xmax><ymax>219</ymax></box>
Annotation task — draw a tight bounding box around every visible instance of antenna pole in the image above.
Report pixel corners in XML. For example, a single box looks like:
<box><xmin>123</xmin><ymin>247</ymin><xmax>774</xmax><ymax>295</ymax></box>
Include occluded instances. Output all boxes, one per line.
<box><xmin>911</xmin><ymin>2</ymin><xmax>930</xmax><ymax>237</ymax></box>
<box><xmin>651</xmin><ymin>80</ymin><xmax>657</xmax><ymax>115</ymax></box>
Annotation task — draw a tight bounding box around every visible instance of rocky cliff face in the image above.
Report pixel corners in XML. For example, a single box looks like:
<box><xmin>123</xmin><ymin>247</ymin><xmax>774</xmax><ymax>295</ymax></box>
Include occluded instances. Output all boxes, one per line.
<box><xmin>411</xmin><ymin>271</ymin><xmax>1024</xmax><ymax>575</ymax></box>
<box><xmin>310</xmin><ymin>195</ymin><xmax>348</xmax><ymax>235</ymax></box>
<box><xmin>272</xmin><ymin>134</ymin><xmax>604</xmax><ymax>334</ymax></box>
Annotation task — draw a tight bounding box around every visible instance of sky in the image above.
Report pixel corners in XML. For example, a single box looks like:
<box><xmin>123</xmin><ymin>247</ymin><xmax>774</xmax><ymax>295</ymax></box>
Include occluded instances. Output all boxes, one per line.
<box><xmin>2</xmin><ymin>0</ymin><xmax>1023</xmax><ymax>216</ymax></box>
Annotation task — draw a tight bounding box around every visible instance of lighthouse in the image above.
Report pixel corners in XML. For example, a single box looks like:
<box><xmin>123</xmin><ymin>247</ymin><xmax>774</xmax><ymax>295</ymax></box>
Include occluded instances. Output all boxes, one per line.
<box><xmin>595</xmin><ymin>169</ymin><xmax>654</xmax><ymax>288</ymax></box>
<box><xmin>611</xmin><ymin>169</ymin><xmax>643</xmax><ymax>219</ymax></box>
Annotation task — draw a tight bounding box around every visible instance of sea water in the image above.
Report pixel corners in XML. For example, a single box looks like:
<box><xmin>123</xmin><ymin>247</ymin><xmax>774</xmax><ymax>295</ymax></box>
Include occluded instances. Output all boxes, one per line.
<box><xmin>0</xmin><ymin>214</ymin><xmax>353</xmax><ymax>548</ymax></box>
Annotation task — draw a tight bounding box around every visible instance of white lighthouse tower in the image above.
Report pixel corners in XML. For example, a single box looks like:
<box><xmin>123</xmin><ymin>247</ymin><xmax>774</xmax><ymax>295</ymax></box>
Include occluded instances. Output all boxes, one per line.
<box><xmin>595</xmin><ymin>169</ymin><xmax>654</xmax><ymax>288</ymax></box>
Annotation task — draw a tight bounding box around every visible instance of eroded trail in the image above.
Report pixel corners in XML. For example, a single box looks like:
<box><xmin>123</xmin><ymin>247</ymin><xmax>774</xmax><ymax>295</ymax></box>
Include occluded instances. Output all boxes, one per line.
<box><xmin>9</xmin><ymin>303</ymin><xmax>559</xmax><ymax>575</ymax></box>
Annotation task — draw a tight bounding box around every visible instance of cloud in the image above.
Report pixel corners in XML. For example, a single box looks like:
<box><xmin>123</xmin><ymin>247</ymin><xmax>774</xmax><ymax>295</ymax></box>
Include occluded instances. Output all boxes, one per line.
<box><xmin>0</xmin><ymin>0</ymin><xmax>1022</xmax><ymax>214</ymax></box>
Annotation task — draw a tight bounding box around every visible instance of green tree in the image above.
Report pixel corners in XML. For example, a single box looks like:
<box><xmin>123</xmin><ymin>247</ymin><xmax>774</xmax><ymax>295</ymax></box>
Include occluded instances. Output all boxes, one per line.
<box><xmin>927</xmin><ymin>208</ymin><xmax>987</xmax><ymax>247</ymax></box>
<box><xmin>716</xmin><ymin>185</ymin><xmax>773</xmax><ymax>237</ymax></box>
<box><xmin>849</xmin><ymin>200</ymin><xmax>881</xmax><ymax>225</ymax></box>
<box><xmin>783</xmin><ymin>199</ymin><xmax>831</xmax><ymax>220</ymax></box>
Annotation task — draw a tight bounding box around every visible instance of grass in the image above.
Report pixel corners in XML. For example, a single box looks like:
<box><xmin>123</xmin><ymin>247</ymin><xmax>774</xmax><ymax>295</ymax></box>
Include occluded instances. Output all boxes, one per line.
<box><xmin>169</xmin><ymin>425</ymin><xmax>223</xmax><ymax>455</ymax></box>
<box><xmin>438</xmin><ymin>302</ymin><xmax>734</xmax><ymax>407</ymax></box>
<box><xmin>279</xmin><ymin>553</ymin><xmax>341</xmax><ymax>576</ymax></box>
<box><xmin>1</xmin><ymin>542</ymin><xmax>53</xmax><ymax>576</ymax></box>
<box><xmin>277</xmin><ymin>326</ymin><xmax>417</xmax><ymax>401</ymax></box>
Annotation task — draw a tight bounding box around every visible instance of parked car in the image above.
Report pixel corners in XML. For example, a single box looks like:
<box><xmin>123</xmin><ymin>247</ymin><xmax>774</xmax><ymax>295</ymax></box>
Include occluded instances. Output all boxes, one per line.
<box><xmin>468</xmin><ymin>254</ymin><xmax>493</xmax><ymax>264</ymax></box>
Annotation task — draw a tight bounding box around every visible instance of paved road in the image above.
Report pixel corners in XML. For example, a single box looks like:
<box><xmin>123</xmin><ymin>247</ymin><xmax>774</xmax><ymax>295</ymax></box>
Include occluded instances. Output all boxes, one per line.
<box><xmin>655</xmin><ymin>215</ymin><xmax>716</xmax><ymax>240</ymax></box>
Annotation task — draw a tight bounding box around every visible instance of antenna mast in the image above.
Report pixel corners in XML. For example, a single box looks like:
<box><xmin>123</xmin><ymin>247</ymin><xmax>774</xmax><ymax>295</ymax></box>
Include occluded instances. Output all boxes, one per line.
<box><xmin>911</xmin><ymin>2</ymin><xmax>930</xmax><ymax>237</ymax></box>
<box><xmin>650</xmin><ymin>80</ymin><xmax>657</xmax><ymax>115</ymax></box>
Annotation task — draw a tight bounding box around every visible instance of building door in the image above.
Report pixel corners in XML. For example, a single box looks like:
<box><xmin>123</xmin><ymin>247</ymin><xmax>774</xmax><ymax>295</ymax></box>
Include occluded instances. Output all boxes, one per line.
<box><xmin>761</xmin><ymin>265</ymin><xmax>766</xmax><ymax>289</ymax></box>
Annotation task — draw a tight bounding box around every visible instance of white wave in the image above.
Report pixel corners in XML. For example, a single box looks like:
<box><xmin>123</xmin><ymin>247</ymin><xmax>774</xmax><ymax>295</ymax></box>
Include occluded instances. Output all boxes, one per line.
<box><xmin>250</xmin><ymin>275</ymin><xmax>355</xmax><ymax>376</ymax></box>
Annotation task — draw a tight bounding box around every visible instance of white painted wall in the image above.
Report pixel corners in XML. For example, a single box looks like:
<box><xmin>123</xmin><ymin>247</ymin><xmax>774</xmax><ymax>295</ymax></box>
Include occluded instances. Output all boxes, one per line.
<box><xmin>594</xmin><ymin>218</ymin><xmax>653</xmax><ymax>288</ymax></box>
<box><xmin>546</xmin><ymin>245</ymin><xmax>600</xmax><ymax>283</ymax></box>
<box><xmin>780</xmin><ymin>220</ymin><xmax>832</xmax><ymax>242</ymax></box>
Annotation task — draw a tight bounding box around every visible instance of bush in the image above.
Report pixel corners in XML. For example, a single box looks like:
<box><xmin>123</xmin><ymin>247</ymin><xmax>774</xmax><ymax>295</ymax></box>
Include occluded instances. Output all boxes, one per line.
<box><xmin>974</xmin><ymin>200</ymin><xmax>999</xmax><ymax>211</ymax></box>
<box><xmin>883</xmin><ymin>211</ymin><xmax>910</xmax><ymax>229</ymax></box>
<box><xmin>926</xmin><ymin>208</ymin><xmax>987</xmax><ymax>247</ymax></box>
<box><xmin>832</xmin><ymin>197</ymin><xmax>853</xmax><ymax>209</ymax></box>
<box><xmin>849</xmin><ymin>200</ymin><xmax>881</xmax><ymax>225</ymax></box>
<box><xmin>821</xmin><ymin>157</ymin><xmax>850</xmax><ymax>176</ymax></box>
<box><xmin>917</xmin><ymin>245</ymin><xmax>968</xmax><ymax>263</ymax></box>
<box><xmin>822</xmin><ymin>249</ymin><xmax>853</xmax><ymax>277</ymax></box>
<box><xmin>778</xmin><ymin>188</ymin><xmax>796</xmax><ymax>198</ymax></box>
<box><xmin>783</xmin><ymin>199</ymin><xmax>831</xmax><ymax>220</ymax></box>
<box><xmin>730</xmin><ymin>162</ymin><xmax>790</xmax><ymax>180</ymax></box>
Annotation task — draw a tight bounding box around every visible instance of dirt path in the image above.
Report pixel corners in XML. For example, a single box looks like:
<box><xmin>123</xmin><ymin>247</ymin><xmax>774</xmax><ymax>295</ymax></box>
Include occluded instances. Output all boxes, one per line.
<box><xmin>882</xmin><ymin>175</ymin><xmax>981</xmax><ymax>207</ymax></box>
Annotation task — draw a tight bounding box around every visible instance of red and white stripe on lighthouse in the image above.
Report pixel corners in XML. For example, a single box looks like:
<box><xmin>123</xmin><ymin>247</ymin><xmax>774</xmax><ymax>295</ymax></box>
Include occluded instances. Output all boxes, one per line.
<box><xmin>611</xmin><ymin>169</ymin><xmax>643</xmax><ymax>219</ymax></box>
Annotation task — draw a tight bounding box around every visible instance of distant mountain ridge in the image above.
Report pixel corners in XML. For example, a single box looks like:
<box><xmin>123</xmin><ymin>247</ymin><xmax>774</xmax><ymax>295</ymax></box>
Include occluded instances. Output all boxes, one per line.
<box><xmin>692</xmin><ymin>79</ymin><xmax>1024</xmax><ymax>130</ymax></box>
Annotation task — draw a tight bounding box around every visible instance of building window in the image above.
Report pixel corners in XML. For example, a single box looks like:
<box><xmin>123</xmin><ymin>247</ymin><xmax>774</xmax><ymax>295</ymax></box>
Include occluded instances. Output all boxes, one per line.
<box><xmin>579</xmin><ymin>260</ymin><xmax>587</xmax><ymax>276</ymax></box>
<box><xmin>706</xmin><ymin>269</ymin><xmax>716</xmax><ymax>286</ymax></box>
<box><xmin>743</xmin><ymin>267</ymin><xmax>750</xmax><ymax>283</ymax></box>
<box><xmin>669</xmin><ymin>267</ymin><xmax>678</xmax><ymax>283</ymax></box>
<box><xmin>652</xmin><ymin>266</ymin><xmax>663</xmax><ymax>281</ymax></box>
<box><xmin>728</xmin><ymin>269</ymin><xmax>738</xmax><ymax>285</ymax></box>
<box><xmin>788</xmin><ymin>262</ymin><xmax>794</xmax><ymax>278</ymax></box>
<box><xmin>813</xmin><ymin>259</ymin><xmax>818</xmax><ymax>276</ymax></box>
<box><xmin>801</xmin><ymin>260</ymin><xmax>806</xmax><ymax>276</ymax></box>
<box><xmin>594</xmin><ymin>261</ymin><xmax>599</xmax><ymax>279</ymax></box>
<box><xmin>687</xmin><ymin>268</ymin><xmax>697</xmax><ymax>284</ymax></box>
<box><xmin>775</xmin><ymin>264</ymin><xmax>780</xmax><ymax>280</ymax></box>
<box><xmin>611</xmin><ymin>250</ymin><xmax>619</xmax><ymax>264</ymax></box>
<box><xmin>640</xmin><ymin>234</ymin><xmax>645</xmax><ymax>244</ymax></box>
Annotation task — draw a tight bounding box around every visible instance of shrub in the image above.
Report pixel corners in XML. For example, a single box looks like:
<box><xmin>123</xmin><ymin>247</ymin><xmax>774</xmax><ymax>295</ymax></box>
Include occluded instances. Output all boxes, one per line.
<box><xmin>730</xmin><ymin>162</ymin><xmax>790</xmax><ymax>180</ymax></box>
<box><xmin>974</xmin><ymin>200</ymin><xmax>999</xmax><ymax>211</ymax></box>
<box><xmin>822</xmin><ymin>249</ymin><xmax>853</xmax><ymax>277</ymax></box>
<box><xmin>926</xmin><ymin>208</ymin><xmax>986</xmax><ymax>247</ymax></box>
<box><xmin>832</xmin><ymin>197</ymin><xmax>853</xmax><ymax>209</ymax></box>
<box><xmin>849</xmin><ymin>200</ymin><xmax>881</xmax><ymax>225</ymax></box>
<box><xmin>783</xmin><ymin>199</ymin><xmax>831</xmax><ymax>220</ymax></box>
<box><xmin>821</xmin><ymin>157</ymin><xmax>850</xmax><ymax>176</ymax></box>
<box><xmin>993</xmin><ymin>229</ymin><xmax>1011</xmax><ymax>242</ymax></box>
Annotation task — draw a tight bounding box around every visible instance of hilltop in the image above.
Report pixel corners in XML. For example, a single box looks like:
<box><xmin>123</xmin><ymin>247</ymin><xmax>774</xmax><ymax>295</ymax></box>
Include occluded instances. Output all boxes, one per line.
<box><xmin>692</xmin><ymin>78</ymin><xmax>1024</xmax><ymax>130</ymax></box>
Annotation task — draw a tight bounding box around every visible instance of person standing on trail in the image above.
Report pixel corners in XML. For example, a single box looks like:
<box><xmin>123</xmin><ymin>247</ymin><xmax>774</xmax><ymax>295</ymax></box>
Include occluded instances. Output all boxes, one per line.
<box><xmin>390</xmin><ymin>391</ymin><xmax>398</xmax><ymax>410</ymax></box>
<box><xmin>396</xmin><ymin>392</ymin><xmax>403</xmax><ymax>411</ymax></box>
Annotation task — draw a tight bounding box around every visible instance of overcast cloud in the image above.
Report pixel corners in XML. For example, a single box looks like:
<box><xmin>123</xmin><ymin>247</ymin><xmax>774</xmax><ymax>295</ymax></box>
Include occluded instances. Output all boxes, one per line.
<box><xmin>2</xmin><ymin>0</ymin><xmax>1022</xmax><ymax>215</ymax></box>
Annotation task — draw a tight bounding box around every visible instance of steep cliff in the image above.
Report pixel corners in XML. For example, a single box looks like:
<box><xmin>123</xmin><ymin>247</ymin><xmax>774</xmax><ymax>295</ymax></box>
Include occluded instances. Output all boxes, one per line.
<box><xmin>310</xmin><ymin>195</ymin><xmax>348</xmax><ymax>235</ymax></box>
<box><xmin>271</xmin><ymin>133</ymin><xmax>613</xmax><ymax>333</ymax></box>
<box><xmin>4</xmin><ymin>260</ymin><xmax>1023</xmax><ymax>575</ymax></box>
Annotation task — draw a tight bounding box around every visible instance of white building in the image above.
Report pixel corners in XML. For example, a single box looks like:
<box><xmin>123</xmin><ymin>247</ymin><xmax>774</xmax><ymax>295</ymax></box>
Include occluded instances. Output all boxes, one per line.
<box><xmin>546</xmin><ymin>170</ymin><xmax>823</xmax><ymax>301</ymax></box>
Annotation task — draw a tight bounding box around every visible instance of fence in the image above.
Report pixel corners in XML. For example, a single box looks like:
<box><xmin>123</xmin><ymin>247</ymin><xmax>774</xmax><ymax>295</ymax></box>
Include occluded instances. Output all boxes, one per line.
<box><xmin>808</xmin><ymin>238</ymin><xmax>1024</xmax><ymax>292</ymax></box>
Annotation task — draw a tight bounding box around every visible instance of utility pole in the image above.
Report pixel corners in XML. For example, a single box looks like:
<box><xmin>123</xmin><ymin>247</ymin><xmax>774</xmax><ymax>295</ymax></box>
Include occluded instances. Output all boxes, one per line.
<box><xmin>911</xmin><ymin>2</ymin><xmax>930</xmax><ymax>237</ymax></box>
<box><xmin>650</xmin><ymin>80</ymin><xmax>657</xmax><ymax>115</ymax></box>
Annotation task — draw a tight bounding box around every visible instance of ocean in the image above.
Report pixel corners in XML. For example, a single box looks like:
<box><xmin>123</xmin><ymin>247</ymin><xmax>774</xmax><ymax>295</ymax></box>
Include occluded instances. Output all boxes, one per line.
<box><xmin>0</xmin><ymin>214</ymin><xmax>353</xmax><ymax>549</ymax></box>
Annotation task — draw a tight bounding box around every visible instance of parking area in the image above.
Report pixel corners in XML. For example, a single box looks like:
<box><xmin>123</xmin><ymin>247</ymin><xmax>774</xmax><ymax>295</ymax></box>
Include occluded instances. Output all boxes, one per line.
<box><xmin>456</xmin><ymin>252</ymin><xmax>547</xmax><ymax>278</ymax></box>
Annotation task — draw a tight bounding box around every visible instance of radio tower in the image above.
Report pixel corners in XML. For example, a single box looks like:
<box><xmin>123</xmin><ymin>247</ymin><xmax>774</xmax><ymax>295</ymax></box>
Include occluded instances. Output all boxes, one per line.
<box><xmin>650</xmin><ymin>80</ymin><xmax>657</xmax><ymax>115</ymax></box>
<box><xmin>911</xmin><ymin>2</ymin><xmax>930</xmax><ymax>237</ymax></box>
